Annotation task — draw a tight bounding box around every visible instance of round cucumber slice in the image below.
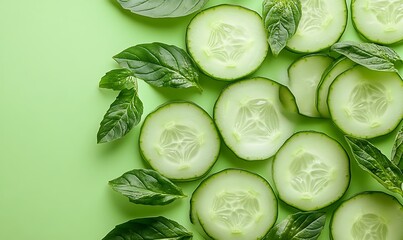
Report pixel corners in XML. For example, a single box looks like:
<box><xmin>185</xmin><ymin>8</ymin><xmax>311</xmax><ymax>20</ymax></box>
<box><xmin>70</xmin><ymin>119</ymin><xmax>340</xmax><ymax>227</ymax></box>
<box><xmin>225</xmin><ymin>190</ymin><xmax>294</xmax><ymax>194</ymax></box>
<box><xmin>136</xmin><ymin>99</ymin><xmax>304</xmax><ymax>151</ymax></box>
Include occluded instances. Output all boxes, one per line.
<box><xmin>272</xmin><ymin>131</ymin><xmax>350</xmax><ymax>211</ymax></box>
<box><xmin>286</xmin><ymin>0</ymin><xmax>347</xmax><ymax>53</ymax></box>
<box><xmin>190</xmin><ymin>168</ymin><xmax>277</xmax><ymax>240</ymax></box>
<box><xmin>139</xmin><ymin>101</ymin><xmax>220</xmax><ymax>181</ymax></box>
<box><xmin>352</xmin><ymin>0</ymin><xmax>403</xmax><ymax>45</ymax></box>
<box><xmin>288</xmin><ymin>54</ymin><xmax>334</xmax><ymax>118</ymax></box>
<box><xmin>213</xmin><ymin>77</ymin><xmax>295</xmax><ymax>161</ymax></box>
<box><xmin>316</xmin><ymin>57</ymin><xmax>356</xmax><ymax>118</ymax></box>
<box><xmin>328</xmin><ymin>65</ymin><xmax>403</xmax><ymax>139</ymax></box>
<box><xmin>330</xmin><ymin>191</ymin><xmax>403</xmax><ymax>240</ymax></box>
<box><xmin>186</xmin><ymin>4</ymin><xmax>268</xmax><ymax>81</ymax></box>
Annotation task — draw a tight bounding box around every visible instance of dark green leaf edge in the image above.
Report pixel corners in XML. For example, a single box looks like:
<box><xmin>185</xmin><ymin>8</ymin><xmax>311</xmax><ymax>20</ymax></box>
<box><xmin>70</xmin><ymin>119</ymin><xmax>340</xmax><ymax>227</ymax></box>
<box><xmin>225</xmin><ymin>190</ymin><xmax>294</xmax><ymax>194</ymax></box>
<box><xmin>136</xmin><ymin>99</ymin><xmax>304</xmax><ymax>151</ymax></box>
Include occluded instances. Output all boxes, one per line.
<box><xmin>99</xmin><ymin>68</ymin><xmax>138</xmax><ymax>91</ymax></box>
<box><xmin>264</xmin><ymin>211</ymin><xmax>326</xmax><ymax>240</ymax></box>
<box><xmin>97</xmin><ymin>88</ymin><xmax>143</xmax><ymax>144</ymax></box>
<box><xmin>391</xmin><ymin>125</ymin><xmax>403</xmax><ymax>167</ymax></box>
<box><xmin>102</xmin><ymin>216</ymin><xmax>193</xmax><ymax>240</ymax></box>
<box><xmin>345</xmin><ymin>135</ymin><xmax>403</xmax><ymax>197</ymax></box>
<box><xmin>330</xmin><ymin>41</ymin><xmax>402</xmax><ymax>72</ymax></box>
<box><xmin>108</xmin><ymin>169</ymin><xmax>186</xmax><ymax>205</ymax></box>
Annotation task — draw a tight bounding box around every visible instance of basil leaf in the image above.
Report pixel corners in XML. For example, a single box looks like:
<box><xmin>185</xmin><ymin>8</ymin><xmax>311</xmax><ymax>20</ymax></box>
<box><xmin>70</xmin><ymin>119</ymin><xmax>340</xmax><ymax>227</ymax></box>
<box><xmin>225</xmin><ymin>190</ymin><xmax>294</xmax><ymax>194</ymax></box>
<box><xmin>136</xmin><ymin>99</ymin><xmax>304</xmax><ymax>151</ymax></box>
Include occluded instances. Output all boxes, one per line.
<box><xmin>97</xmin><ymin>89</ymin><xmax>143</xmax><ymax>143</ymax></box>
<box><xmin>391</xmin><ymin>125</ymin><xmax>403</xmax><ymax>168</ymax></box>
<box><xmin>345</xmin><ymin>136</ymin><xmax>403</xmax><ymax>196</ymax></box>
<box><xmin>262</xmin><ymin>0</ymin><xmax>301</xmax><ymax>56</ymax></box>
<box><xmin>99</xmin><ymin>69</ymin><xmax>137</xmax><ymax>91</ymax></box>
<box><xmin>103</xmin><ymin>216</ymin><xmax>193</xmax><ymax>240</ymax></box>
<box><xmin>109</xmin><ymin>169</ymin><xmax>186</xmax><ymax>205</ymax></box>
<box><xmin>117</xmin><ymin>0</ymin><xmax>208</xmax><ymax>18</ymax></box>
<box><xmin>114</xmin><ymin>42</ymin><xmax>201</xmax><ymax>90</ymax></box>
<box><xmin>330</xmin><ymin>41</ymin><xmax>402</xmax><ymax>72</ymax></box>
<box><xmin>264</xmin><ymin>211</ymin><xmax>326</xmax><ymax>240</ymax></box>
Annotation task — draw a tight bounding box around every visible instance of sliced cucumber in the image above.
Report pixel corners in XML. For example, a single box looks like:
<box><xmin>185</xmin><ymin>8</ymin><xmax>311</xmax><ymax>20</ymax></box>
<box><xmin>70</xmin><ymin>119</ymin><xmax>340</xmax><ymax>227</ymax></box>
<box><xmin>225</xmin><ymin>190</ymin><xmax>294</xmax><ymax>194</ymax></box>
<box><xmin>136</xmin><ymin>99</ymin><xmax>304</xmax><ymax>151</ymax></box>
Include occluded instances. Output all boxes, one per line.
<box><xmin>316</xmin><ymin>57</ymin><xmax>356</xmax><ymax>118</ymax></box>
<box><xmin>272</xmin><ymin>131</ymin><xmax>350</xmax><ymax>211</ymax></box>
<box><xmin>288</xmin><ymin>54</ymin><xmax>334</xmax><ymax>118</ymax></box>
<box><xmin>352</xmin><ymin>0</ymin><xmax>403</xmax><ymax>45</ymax></box>
<box><xmin>330</xmin><ymin>191</ymin><xmax>403</xmax><ymax>240</ymax></box>
<box><xmin>190</xmin><ymin>168</ymin><xmax>277</xmax><ymax>240</ymax></box>
<box><xmin>286</xmin><ymin>0</ymin><xmax>347</xmax><ymax>53</ymax></box>
<box><xmin>139</xmin><ymin>101</ymin><xmax>220</xmax><ymax>181</ymax></box>
<box><xmin>213</xmin><ymin>77</ymin><xmax>295</xmax><ymax>160</ymax></box>
<box><xmin>186</xmin><ymin>4</ymin><xmax>268</xmax><ymax>81</ymax></box>
<box><xmin>328</xmin><ymin>65</ymin><xmax>403</xmax><ymax>139</ymax></box>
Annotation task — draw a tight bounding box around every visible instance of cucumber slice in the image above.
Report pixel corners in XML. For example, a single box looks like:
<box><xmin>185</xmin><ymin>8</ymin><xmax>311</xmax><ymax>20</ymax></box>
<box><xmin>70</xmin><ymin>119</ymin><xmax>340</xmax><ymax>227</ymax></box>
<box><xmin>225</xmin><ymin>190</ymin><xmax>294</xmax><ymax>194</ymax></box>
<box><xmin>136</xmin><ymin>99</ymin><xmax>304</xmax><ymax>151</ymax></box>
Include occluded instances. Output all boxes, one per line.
<box><xmin>272</xmin><ymin>131</ymin><xmax>350</xmax><ymax>211</ymax></box>
<box><xmin>186</xmin><ymin>4</ymin><xmax>268</xmax><ymax>81</ymax></box>
<box><xmin>286</xmin><ymin>0</ymin><xmax>347</xmax><ymax>53</ymax></box>
<box><xmin>352</xmin><ymin>0</ymin><xmax>403</xmax><ymax>45</ymax></box>
<box><xmin>190</xmin><ymin>168</ymin><xmax>277</xmax><ymax>240</ymax></box>
<box><xmin>139</xmin><ymin>101</ymin><xmax>220</xmax><ymax>181</ymax></box>
<box><xmin>328</xmin><ymin>65</ymin><xmax>403</xmax><ymax>139</ymax></box>
<box><xmin>288</xmin><ymin>54</ymin><xmax>334</xmax><ymax>118</ymax></box>
<box><xmin>213</xmin><ymin>77</ymin><xmax>295</xmax><ymax>160</ymax></box>
<box><xmin>330</xmin><ymin>191</ymin><xmax>403</xmax><ymax>240</ymax></box>
<box><xmin>317</xmin><ymin>57</ymin><xmax>356</xmax><ymax>118</ymax></box>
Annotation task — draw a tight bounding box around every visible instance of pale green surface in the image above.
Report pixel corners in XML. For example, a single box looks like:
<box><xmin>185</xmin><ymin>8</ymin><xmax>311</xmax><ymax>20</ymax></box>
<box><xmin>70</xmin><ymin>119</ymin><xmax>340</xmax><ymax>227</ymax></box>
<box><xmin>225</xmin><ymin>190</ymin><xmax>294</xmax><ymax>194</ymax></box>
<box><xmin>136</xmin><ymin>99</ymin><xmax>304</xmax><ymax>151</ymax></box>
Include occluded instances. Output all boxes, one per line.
<box><xmin>0</xmin><ymin>0</ymin><xmax>402</xmax><ymax>239</ymax></box>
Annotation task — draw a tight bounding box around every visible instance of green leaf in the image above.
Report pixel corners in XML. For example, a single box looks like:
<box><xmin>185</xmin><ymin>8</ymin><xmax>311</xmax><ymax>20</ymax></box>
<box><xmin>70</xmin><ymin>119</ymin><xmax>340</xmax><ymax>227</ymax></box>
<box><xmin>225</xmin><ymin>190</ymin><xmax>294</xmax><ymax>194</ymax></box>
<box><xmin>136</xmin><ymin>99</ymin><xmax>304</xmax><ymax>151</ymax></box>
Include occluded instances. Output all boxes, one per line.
<box><xmin>109</xmin><ymin>169</ymin><xmax>186</xmax><ymax>205</ymax></box>
<box><xmin>114</xmin><ymin>42</ymin><xmax>201</xmax><ymax>90</ymax></box>
<box><xmin>116</xmin><ymin>0</ymin><xmax>209</xmax><ymax>18</ymax></box>
<box><xmin>345</xmin><ymin>135</ymin><xmax>403</xmax><ymax>197</ymax></box>
<box><xmin>102</xmin><ymin>216</ymin><xmax>193</xmax><ymax>240</ymax></box>
<box><xmin>97</xmin><ymin>89</ymin><xmax>143</xmax><ymax>143</ymax></box>
<box><xmin>263</xmin><ymin>211</ymin><xmax>326</xmax><ymax>240</ymax></box>
<box><xmin>99</xmin><ymin>69</ymin><xmax>137</xmax><ymax>91</ymax></box>
<box><xmin>330</xmin><ymin>41</ymin><xmax>402</xmax><ymax>72</ymax></box>
<box><xmin>391</xmin><ymin>125</ymin><xmax>403</xmax><ymax>168</ymax></box>
<box><xmin>262</xmin><ymin>0</ymin><xmax>301</xmax><ymax>56</ymax></box>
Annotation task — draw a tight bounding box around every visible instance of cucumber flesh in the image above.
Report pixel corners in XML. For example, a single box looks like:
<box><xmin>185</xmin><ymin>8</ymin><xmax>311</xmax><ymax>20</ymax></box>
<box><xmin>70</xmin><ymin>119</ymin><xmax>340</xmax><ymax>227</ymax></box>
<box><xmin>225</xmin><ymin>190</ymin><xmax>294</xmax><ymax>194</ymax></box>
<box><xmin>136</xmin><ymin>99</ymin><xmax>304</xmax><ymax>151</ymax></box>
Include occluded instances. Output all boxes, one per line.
<box><xmin>328</xmin><ymin>65</ymin><xmax>403</xmax><ymax>139</ymax></box>
<box><xmin>288</xmin><ymin>54</ymin><xmax>333</xmax><ymax>118</ymax></box>
<box><xmin>190</xmin><ymin>169</ymin><xmax>277</xmax><ymax>240</ymax></box>
<box><xmin>316</xmin><ymin>57</ymin><xmax>356</xmax><ymax>118</ymax></box>
<box><xmin>139</xmin><ymin>101</ymin><xmax>220</xmax><ymax>181</ymax></box>
<box><xmin>287</xmin><ymin>0</ymin><xmax>347</xmax><ymax>53</ymax></box>
<box><xmin>186</xmin><ymin>4</ymin><xmax>268</xmax><ymax>81</ymax></box>
<box><xmin>331</xmin><ymin>191</ymin><xmax>403</xmax><ymax>240</ymax></box>
<box><xmin>214</xmin><ymin>77</ymin><xmax>295</xmax><ymax>160</ymax></box>
<box><xmin>273</xmin><ymin>131</ymin><xmax>350</xmax><ymax>211</ymax></box>
<box><xmin>352</xmin><ymin>0</ymin><xmax>403</xmax><ymax>44</ymax></box>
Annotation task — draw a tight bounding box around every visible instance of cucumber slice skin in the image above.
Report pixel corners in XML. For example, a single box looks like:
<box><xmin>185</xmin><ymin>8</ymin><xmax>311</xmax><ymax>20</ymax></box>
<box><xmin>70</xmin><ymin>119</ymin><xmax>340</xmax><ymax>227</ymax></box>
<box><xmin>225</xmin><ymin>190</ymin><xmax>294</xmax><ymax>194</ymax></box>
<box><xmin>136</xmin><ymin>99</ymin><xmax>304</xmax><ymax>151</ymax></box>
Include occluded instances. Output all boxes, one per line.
<box><xmin>190</xmin><ymin>168</ymin><xmax>278</xmax><ymax>240</ymax></box>
<box><xmin>186</xmin><ymin>4</ymin><xmax>268</xmax><ymax>81</ymax></box>
<box><xmin>330</xmin><ymin>191</ymin><xmax>403</xmax><ymax>240</ymax></box>
<box><xmin>351</xmin><ymin>0</ymin><xmax>403</xmax><ymax>45</ymax></box>
<box><xmin>288</xmin><ymin>54</ymin><xmax>334</xmax><ymax>118</ymax></box>
<box><xmin>272</xmin><ymin>131</ymin><xmax>350</xmax><ymax>211</ymax></box>
<box><xmin>286</xmin><ymin>0</ymin><xmax>348</xmax><ymax>53</ymax></box>
<box><xmin>139</xmin><ymin>101</ymin><xmax>220</xmax><ymax>181</ymax></box>
<box><xmin>279</xmin><ymin>85</ymin><xmax>300</xmax><ymax>114</ymax></box>
<box><xmin>328</xmin><ymin>65</ymin><xmax>403</xmax><ymax>139</ymax></box>
<box><xmin>213</xmin><ymin>77</ymin><xmax>295</xmax><ymax>161</ymax></box>
<box><xmin>316</xmin><ymin>57</ymin><xmax>356</xmax><ymax>118</ymax></box>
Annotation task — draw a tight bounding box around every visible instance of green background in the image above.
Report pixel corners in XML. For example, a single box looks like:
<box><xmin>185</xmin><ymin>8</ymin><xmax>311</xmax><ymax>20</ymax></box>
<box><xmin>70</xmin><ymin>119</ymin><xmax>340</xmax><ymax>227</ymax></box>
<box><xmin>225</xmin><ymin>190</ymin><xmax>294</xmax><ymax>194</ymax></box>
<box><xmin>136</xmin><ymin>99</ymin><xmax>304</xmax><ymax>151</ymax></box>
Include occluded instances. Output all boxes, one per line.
<box><xmin>0</xmin><ymin>0</ymin><xmax>402</xmax><ymax>239</ymax></box>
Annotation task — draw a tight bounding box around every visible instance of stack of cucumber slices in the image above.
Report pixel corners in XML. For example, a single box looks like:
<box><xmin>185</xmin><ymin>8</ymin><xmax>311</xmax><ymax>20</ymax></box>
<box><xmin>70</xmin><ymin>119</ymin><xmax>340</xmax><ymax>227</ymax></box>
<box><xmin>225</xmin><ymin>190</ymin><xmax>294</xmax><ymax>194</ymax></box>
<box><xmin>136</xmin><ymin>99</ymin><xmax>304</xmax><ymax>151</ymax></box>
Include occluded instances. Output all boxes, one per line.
<box><xmin>100</xmin><ymin>1</ymin><xmax>403</xmax><ymax>240</ymax></box>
